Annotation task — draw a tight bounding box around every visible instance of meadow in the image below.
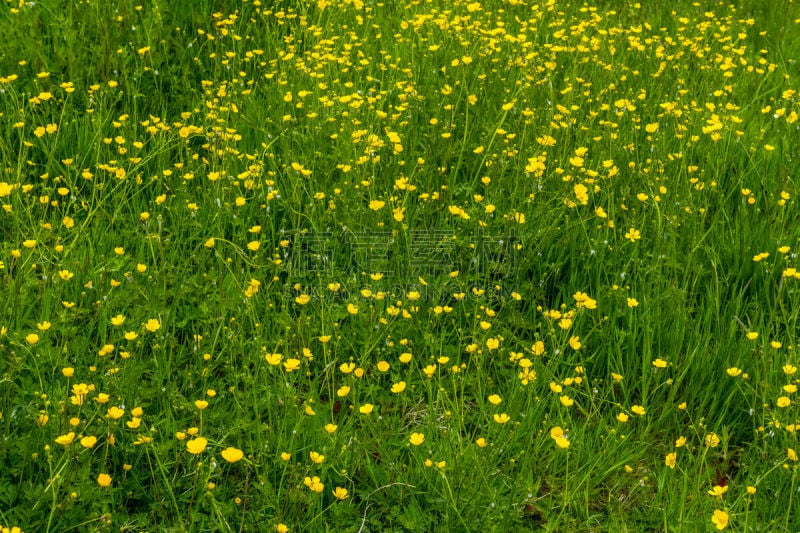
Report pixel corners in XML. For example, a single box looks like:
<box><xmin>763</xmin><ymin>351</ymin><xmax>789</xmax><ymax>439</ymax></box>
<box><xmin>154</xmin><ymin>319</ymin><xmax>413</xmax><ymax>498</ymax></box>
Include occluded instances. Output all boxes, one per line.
<box><xmin>1</xmin><ymin>0</ymin><xmax>800</xmax><ymax>530</ymax></box>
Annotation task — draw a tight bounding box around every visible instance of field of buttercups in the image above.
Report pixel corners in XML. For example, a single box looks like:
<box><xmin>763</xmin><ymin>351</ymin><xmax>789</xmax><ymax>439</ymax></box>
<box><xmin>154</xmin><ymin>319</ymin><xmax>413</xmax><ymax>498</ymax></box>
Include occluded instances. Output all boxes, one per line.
<box><xmin>1</xmin><ymin>0</ymin><xmax>800</xmax><ymax>531</ymax></box>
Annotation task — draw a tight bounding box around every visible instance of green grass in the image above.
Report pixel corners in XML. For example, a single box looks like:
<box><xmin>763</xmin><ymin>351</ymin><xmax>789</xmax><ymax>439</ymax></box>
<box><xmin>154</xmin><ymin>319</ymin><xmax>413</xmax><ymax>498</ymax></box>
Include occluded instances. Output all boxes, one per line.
<box><xmin>1</xmin><ymin>0</ymin><xmax>800</xmax><ymax>531</ymax></box>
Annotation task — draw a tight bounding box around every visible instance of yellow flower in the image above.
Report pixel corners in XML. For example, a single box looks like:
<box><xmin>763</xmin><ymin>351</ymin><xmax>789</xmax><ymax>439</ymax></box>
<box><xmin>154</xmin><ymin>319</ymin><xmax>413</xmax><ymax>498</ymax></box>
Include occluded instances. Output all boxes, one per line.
<box><xmin>96</xmin><ymin>473</ymin><xmax>112</xmax><ymax>488</ymax></box>
<box><xmin>304</xmin><ymin>475</ymin><xmax>324</xmax><ymax>493</ymax></box>
<box><xmin>265</xmin><ymin>353</ymin><xmax>282</xmax><ymax>365</ymax></box>
<box><xmin>55</xmin><ymin>432</ymin><xmax>75</xmax><ymax>445</ymax></box>
<box><xmin>310</xmin><ymin>451</ymin><xmax>325</xmax><ymax>464</ymax></box>
<box><xmin>573</xmin><ymin>291</ymin><xmax>597</xmax><ymax>309</ymax></box>
<box><xmin>652</xmin><ymin>359</ymin><xmax>667</xmax><ymax>368</ymax></box>
<box><xmin>0</xmin><ymin>181</ymin><xmax>16</xmax><ymax>197</ymax></box>
<box><xmin>144</xmin><ymin>319</ymin><xmax>161</xmax><ymax>332</ymax></box>
<box><xmin>186</xmin><ymin>437</ymin><xmax>208</xmax><ymax>454</ymax></box>
<box><xmin>568</xmin><ymin>336</ymin><xmax>582</xmax><ymax>350</ymax></box>
<box><xmin>559</xmin><ymin>395</ymin><xmax>574</xmax><ymax>407</ymax></box>
<box><xmin>409</xmin><ymin>432</ymin><xmax>425</xmax><ymax>446</ymax></box>
<box><xmin>80</xmin><ymin>436</ymin><xmax>98</xmax><ymax>448</ymax></box>
<box><xmin>531</xmin><ymin>341</ymin><xmax>544</xmax><ymax>356</ymax></box>
<box><xmin>25</xmin><ymin>333</ymin><xmax>40</xmax><ymax>345</ymax></box>
<box><xmin>369</xmin><ymin>200</ymin><xmax>385</xmax><ymax>211</ymax></box>
<box><xmin>554</xmin><ymin>436</ymin><xmax>570</xmax><ymax>449</ymax></box>
<box><xmin>493</xmin><ymin>413</ymin><xmax>510</xmax><ymax>424</ymax></box>
<box><xmin>295</xmin><ymin>294</ymin><xmax>311</xmax><ymax>305</ymax></box>
<box><xmin>624</xmin><ymin>228</ymin><xmax>641</xmax><ymax>242</ymax></box>
<box><xmin>488</xmin><ymin>394</ymin><xmax>502</xmax><ymax>405</ymax></box>
<box><xmin>726</xmin><ymin>367</ymin><xmax>742</xmax><ymax>377</ymax></box>
<box><xmin>705</xmin><ymin>433</ymin><xmax>721</xmax><ymax>447</ymax></box>
<box><xmin>627</xmin><ymin>298</ymin><xmax>639</xmax><ymax>308</ymax></box>
<box><xmin>631</xmin><ymin>405</ymin><xmax>646</xmax><ymax>416</ymax></box>
<box><xmin>707</xmin><ymin>485</ymin><xmax>728</xmax><ymax>497</ymax></box>
<box><xmin>359</xmin><ymin>404</ymin><xmax>374</xmax><ymax>415</ymax></box>
<box><xmin>98</xmin><ymin>343</ymin><xmax>115</xmax><ymax>356</ymax></box>
<box><xmin>777</xmin><ymin>396</ymin><xmax>791</xmax><ymax>408</ymax></box>
<box><xmin>711</xmin><ymin>509</ymin><xmax>729</xmax><ymax>530</ymax></box>
<box><xmin>194</xmin><ymin>400</ymin><xmax>209</xmax><ymax>410</ymax></box>
<box><xmin>324</xmin><ymin>424</ymin><xmax>338</xmax><ymax>434</ymax></box>
<box><xmin>283</xmin><ymin>358</ymin><xmax>300</xmax><ymax>372</ymax></box>
<box><xmin>70</xmin><ymin>384</ymin><xmax>90</xmax><ymax>405</ymax></box>
<box><xmin>107</xmin><ymin>406</ymin><xmax>124</xmax><ymax>420</ymax></box>
<box><xmin>665</xmin><ymin>452</ymin><xmax>676</xmax><ymax>469</ymax></box>
<box><xmin>332</xmin><ymin>486</ymin><xmax>349</xmax><ymax>500</ymax></box>
<box><xmin>486</xmin><ymin>338</ymin><xmax>500</xmax><ymax>350</ymax></box>
<box><xmin>788</xmin><ymin>448</ymin><xmax>798</xmax><ymax>462</ymax></box>
<box><xmin>390</xmin><ymin>381</ymin><xmax>406</xmax><ymax>393</ymax></box>
<box><xmin>221</xmin><ymin>447</ymin><xmax>244</xmax><ymax>463</ymax></box>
